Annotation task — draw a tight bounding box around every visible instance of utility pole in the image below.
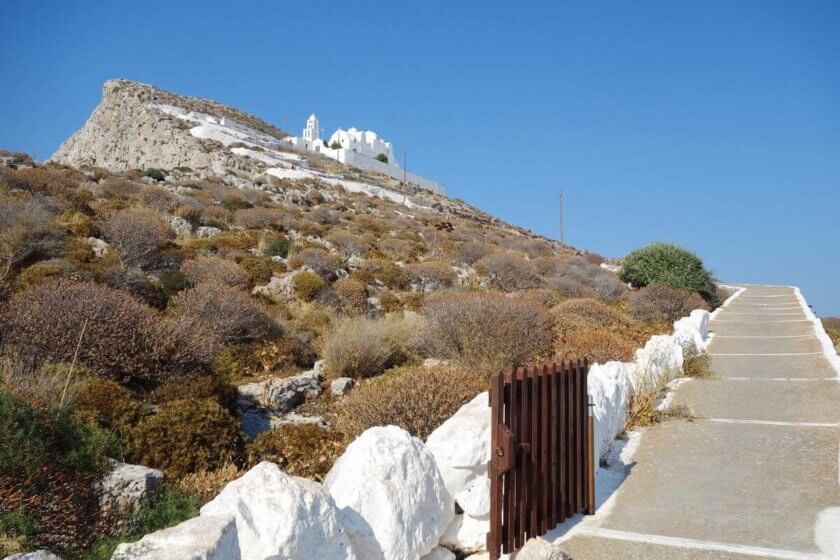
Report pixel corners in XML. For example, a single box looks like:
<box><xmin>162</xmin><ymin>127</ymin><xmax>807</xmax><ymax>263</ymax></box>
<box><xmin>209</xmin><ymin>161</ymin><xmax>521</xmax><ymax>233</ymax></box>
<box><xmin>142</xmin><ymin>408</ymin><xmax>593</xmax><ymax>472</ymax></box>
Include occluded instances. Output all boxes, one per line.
<box><xmin>559</xmin><ymin>188</ymin><xmax>565</xmax><ymax>250</ymax></box>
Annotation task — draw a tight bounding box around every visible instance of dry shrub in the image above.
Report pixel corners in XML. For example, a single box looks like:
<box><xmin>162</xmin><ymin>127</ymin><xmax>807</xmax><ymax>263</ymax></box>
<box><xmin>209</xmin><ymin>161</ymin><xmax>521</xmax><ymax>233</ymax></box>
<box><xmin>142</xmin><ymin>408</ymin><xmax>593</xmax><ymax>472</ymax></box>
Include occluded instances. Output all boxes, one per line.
<box><xmin>246</xmin><ymin>424</ymin><xmax>346</xmax><ymax>481</ymax></box>
<box><xmin>594</xmin><ymin>271</ymin><xmax>627</xmax><ymax>300</ymax></box>
<box><xmin>0</xmin><ymin>166</ymin><xmax>78</xmax><ymax>196</ymax></box>
<box><xmin>378</xmin><ymin>237</ymin><xmax>419</xmax><ymax>261</ymax></box>
<box><xmin>169</xmin><ymin>281</ymin><xmax>276</xmax><ymax>344</ymax></box>
<box><xmin>200</xmin><ymin>205</ymin><xmax>231</xmax><ymax>226</ymax></box>
<box><xmin>424</xmin><ymin>291</ymin><xmax>555</xmax><ymax>372</ymax></box>
<box><xmin>99</xmin><ymin>176</ymin><xmax>141</xmax><ymax>198</ymax></box>
<box><xmin>292</xmin><ymin>270</ymin><xmax>326</xmax><ymax>302</ymax></box>
<box><xmin>176</xmin><ymin>463</ymin><xmax>242</xmax><ymax>505</ymax></box>
<box><xmin>379</xmin><ymin>291</ymin><xmax>403</xmax><ymax>312</ymax></box>
<box><xmin>238</xmin><ymin>254</ymin><xmax>281</xmax><ymax>286</ymax></box>
<box><xmin>406</xmin><ymin>260</ymin><xmax>458</xmax><ymax>292</ymax></box>
<box><xmin>125</xmin><ymin>398</ymin><xmax>243</xmax><ymax>479</ymax></box>
<box><xmin>181</xmin><ymin>255</ymin><xmax>249</xmax><ymax>288</ymax></box>
<box><xmin>532</xmin><ymin>256</ymin><xmax>565</xmax><ymax>277</ymax></box>
<box><xmin>557</xmin><ymin>329</ymin><xmax>637</xmax><ymax>363</ymax></box>
<box><xmin>153</xmin><ymin>374</ymin><xmax>238</xmax><ymax>414</ymax></box>
<box><xmin>321</xmin><ymin>314</ymin><xmax>424</xmax><ymax>379</ymax></box>
<box><xmin>327</xmin><ymin>231</ymin><xmax>370</xmax><ymax>261</ymax></box>
<box><xmin>0</xmin><ymin>354</ymin><xmax>87</xmax><ymax>410</ymax></box>
<box><xmin>456</xmin><ymin>241</ymin><xmax>496</xmax><ymax>265</ymax></box>
<box><xmin>629</xmin><ymin>284</ymin><xmax>709</xmax><ymax>323</ymax></box>
<box><xmin>288</xmin><ymin>302</ymin><xmax>334</xmax><ymax>339</ymax></box>
<box><xmin>683</xmin><ymin>352</ymin><xmax>712</xmax><ymax>378</ymax></box>
<box><xmin>361</xmin><ymin>259</ymin><xmax>408</xmax><ymax>289</ymax></box>
<box><xmin>138</xmin><ymin>184</ymin><xmax>177</xmax><ymax>212</ymax></box>
<box><xmin>336</xmin><ymin>364</ymin><xmax>487</xmax><ymax>440</ymax></box>
<box><xmin>292</xmin><ymin>247</ymin><xmax>341</xmax><ymax>279</ymax></box>
<box><xmin>99</xmin><ymin>208</ymin><xmax>174</xmax><ymax>269</ymax></box>
<box><xmin>333</xmin><ymin>278</ymin><xmax>368</xmax><ymax>313</ymax></box>
<box><xmin>233</xmin><ymin>207</ymin><xmax>282</xmax><ymax>229</ymax></box>
<box><xmin>0</xmin><ymin>198</ymin><xmax>62</xmax><ymax>282</ymax></box>
<box><xmin>73</xmin><ymin>377</ymin><xmax>143</xmax><ymax>433</ymax></box>
<box><xmin>0</xmin><ymin>280</ymin><xmax>216</xmax><ymax>385</ymax></box>
<box><xmin>551</xmin><ymin>298</ymin><xmax>628</xmax><ymax>334</ymax></box>
<box><xmin>503</xmin><ymin>237</ymin><xmax>554</xmax><ymax>258</ymax></box>
<box><xmin>475</xmin><ymin>252</ymin><xmax>541</xmax><ymax>292</ymax></box>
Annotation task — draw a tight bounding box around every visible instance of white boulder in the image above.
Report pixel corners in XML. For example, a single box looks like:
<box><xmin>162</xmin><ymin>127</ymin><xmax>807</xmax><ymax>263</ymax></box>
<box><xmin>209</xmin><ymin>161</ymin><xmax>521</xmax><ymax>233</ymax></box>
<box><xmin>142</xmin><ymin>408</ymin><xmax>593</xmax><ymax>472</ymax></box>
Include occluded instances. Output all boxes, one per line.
<box><xmin>688</xmin><ymin>309</ymin><xmax>710</xmax><ymax>339</ymax></box>
<box><xmin>426</xmin><ymin>392</ymin><xmax>491</xmax><ymax>500</ymax></box>
<box><xmin>420</xmin><ymin>546</ymin><xmax>456</xmax><ymax>560</ymax></box>
<box><xmin>631</xmin><ymin>334</ymin><xmax>683</xmax><ymax>391</ymax></box>
<box><xmin>325</xmin><ymin>426</ymin><xmax>453</xmax><ymax>560</ymax></box>
<box><xmin>587</xmin><ymin>361</ymin><xmax>634</xmax><ymax>462</ymax></box>
<box><xmin>111</xmin><ymin>515</ymin><xmax>240</xmax><ymax>560</ymax></box>
<box><xmin>200</xmin><ymin>462</ymin><xmax>356</xmax><ymax>560</ymax></box>
<box><xmin>330</xmin><ymin>377</ymin><xmax>355</xmax><ymax>396</ymax></box>
<box><xmin>5</xmin><ymin>552</ymin><xmax>63</xmax><ymax>560</ymax></box>
<box><xmin>439</xmin><ymin>513</ymin><xmax>488</xmax><ymax>554</ymax></box>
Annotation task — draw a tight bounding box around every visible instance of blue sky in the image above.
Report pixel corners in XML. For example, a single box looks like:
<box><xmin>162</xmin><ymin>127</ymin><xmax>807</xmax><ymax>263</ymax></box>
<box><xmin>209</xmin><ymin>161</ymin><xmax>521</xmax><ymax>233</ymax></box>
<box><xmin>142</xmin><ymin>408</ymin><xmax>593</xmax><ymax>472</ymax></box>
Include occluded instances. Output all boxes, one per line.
<box><xmin>2</xmin><ymin>1</ymin><xmax>839</xmax><ymax>313</ymax></box>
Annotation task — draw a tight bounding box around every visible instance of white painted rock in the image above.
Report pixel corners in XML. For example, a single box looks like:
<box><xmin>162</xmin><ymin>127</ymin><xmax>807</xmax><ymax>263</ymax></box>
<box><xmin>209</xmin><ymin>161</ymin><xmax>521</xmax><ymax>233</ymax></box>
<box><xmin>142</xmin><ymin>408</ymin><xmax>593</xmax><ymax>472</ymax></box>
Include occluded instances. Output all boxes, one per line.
<box><xmin>688</xmin><ymin>309</ymin><xmax>710</xmax><ymax>339</ymax></box>
<box><xmin>201</xmin><ymin>462</ymin><xmax>356</xmax><ymax>560</ymax></box>
<box><xmin>455</xmin><ymin>476</ymin><xmax>490</xmax><ymax>518</ymax></box>
<box><xmin>439</xmin><ymin>513</ymin><xmax>488</xmax><ymax>554</ymax></box>
<box><xmin>513</xmin><ymin>537</ymin><xmax>573</xmax><ymax>559</ymax></box>
<box><xmin>672</xmin><ymin>320</ymin><xmax>704</xmax><ymax>355</ymax></box>
<box><xmin>426</xmin><ymin>392</ymin><xmax>491</xmax><ymax>500</ymax></box>
<box><xmin>420</xmin><ymin>546</ymin><xmax>456</xmax><ymax>560</ymax></box>
<box><xmin>111</xmin><ymin>515</ymin><xmax>240</xmax><ymax>560</ymax></box>
<box><xmin>99</xmin><ymin>461</ymin><xmax>163</xmax><ymax>530</ymax></box>
<box><xmin>4</xmin><ymin>552</ymin><xmax>63</xmax><ymax>560</ymax></box>
<box><xmin>587</xmin><ymin>361</ymin><xmax>633</xmax><ymax>463</ymax></box>
<box><xmin>325</xmin><ymin>426</ymin><xmax>453</xmax><ymax>560</ymax></box>
<box><xmin>631</xmin><ymin>335</ymin><xmax>683</xmax><ymax>391</ymax></box>
<box><xmin>816</xmin><ymin>507</ymin><xmax>840</xmax><ymax>559</ymax></box>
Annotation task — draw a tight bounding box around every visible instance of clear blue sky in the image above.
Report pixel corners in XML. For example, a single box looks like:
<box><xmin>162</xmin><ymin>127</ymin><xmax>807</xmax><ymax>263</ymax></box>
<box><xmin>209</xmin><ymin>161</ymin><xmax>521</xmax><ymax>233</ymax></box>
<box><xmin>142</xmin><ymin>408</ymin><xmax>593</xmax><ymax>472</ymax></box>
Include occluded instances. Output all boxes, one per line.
<box><xmin>2</xmin><ymin>1</ymin><xmax>839</xmax><ymax>314</ymax></box>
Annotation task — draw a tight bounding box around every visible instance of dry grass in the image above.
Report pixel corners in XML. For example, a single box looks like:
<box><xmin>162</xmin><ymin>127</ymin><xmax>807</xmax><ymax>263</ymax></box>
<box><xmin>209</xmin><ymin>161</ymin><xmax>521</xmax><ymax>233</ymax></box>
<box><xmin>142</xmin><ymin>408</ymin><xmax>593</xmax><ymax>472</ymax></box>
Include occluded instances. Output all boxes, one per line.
<box><xmin>176</xmin><ymin>463</ymin><xmax>242</xmax><ymax>505</ymax></box>
<box><xmin>625</xmin><ymin>377</ymin><xmax>694</xmax><ymax>431</ymax></box>
<box><xmin>682</xmin><ymin>352</ymin><xmax>712</xmax><ymax>378</ymax></box>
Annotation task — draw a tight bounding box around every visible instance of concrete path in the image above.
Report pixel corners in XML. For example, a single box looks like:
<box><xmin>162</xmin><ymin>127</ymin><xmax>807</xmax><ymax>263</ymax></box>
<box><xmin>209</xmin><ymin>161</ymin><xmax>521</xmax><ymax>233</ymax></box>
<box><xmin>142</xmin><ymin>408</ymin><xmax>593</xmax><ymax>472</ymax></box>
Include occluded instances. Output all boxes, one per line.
<box><xmin>557</xmin><ymin>285</ymin><xmax>840</xmax><ymax>559</ymax></box>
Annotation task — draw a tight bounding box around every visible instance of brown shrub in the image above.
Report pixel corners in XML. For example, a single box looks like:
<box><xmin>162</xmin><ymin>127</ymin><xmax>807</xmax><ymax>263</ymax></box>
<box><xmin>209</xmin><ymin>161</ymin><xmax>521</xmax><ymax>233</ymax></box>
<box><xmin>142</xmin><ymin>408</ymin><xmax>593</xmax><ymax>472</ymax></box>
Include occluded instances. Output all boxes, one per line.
<box><xmin>406</xmin><ymin>260</ymin><xmax>458</xmax><ymax>292</ymax></box>
<box><xmin>475</xmin><ymin>252</ymin><xmax>541</xmax><ymax>292</ymax></box>
<box><xmin>99</xmin><ymin>208</ymin><xmax>174</xmax><ymax>269</ymax></box>
<box><xmin>169</xmin><ymin>281</ymin><xmax>276</xmax><ymax>344</ymax></box>
<box><xmin>456</xmin><ymin>241</ymin><xmax>496</xmax><ymax>265</ymax></box>
<box><xmin>292</xmin><ymin>247</ymin><xmax>341</xmax><ymax>279</ymax></box>
<box><xmin>181</xmin><ymin>255</ymin><xmax>249</xmax><ymax>288</ymax></box>
<box><xmin>0</xmin><ymin>281</ymin><xmax>217</xmax><ymax>385</ymax></box>
<box><xmin>73</xmin><ymin>377</ymin><xmax>143</xmax><ymax>433</ymax></box>
<box><xmin>238</xmin><ymin>254</ymin><xmax>282</xmax><ymax>286</ymax></box>
<box><xmin>629</xmin><ymin>284</ymin><xmax>709</xmax><ymax>323</ymax></box>
<box><xmin>378</xmin><ymin>290</ymin><xmax>403</xmax><ymax>312</ymax></box>
<box><xmin>200</xmin><ymin>205</ymin><xmax>231</xmax><ymax>226</ymax></box>
<box><xmin>503</xmin><ymin>237</ymin><xmax>554</xmax><ymax>258</ymax></box>
<box><xmin>0</xmin><ymin>198</ymin><xmax>62</xmax><ymax>281</ymax></box>
<box><xmin>551</xmin><ymin>298</ymin><xmax>628</xmax><ymax>332</ymax></box>
<box><xmin>423</xmin><ymin>291</ymin><xmax>555</xmax><ymax>372</ymax></box>
<box><xmin>327</xmin><ymin>232</ymin><xmax>370</xmax><ymax>261</ymax></box>
<box><xmin>176</xmin><ymin>463</ymin><xmax>241</xmax><ymax>505</ymax></box>
<box><xmin>99</xmin><ymin>176</ymin><xmax>141</xmax><ymax>198</ymax></box>
<box><xmin>333</xmin><ymin>278</ymin><xmax>368</xmax><ymax>313</ymax></box>
<box><xmin>0</xmin><ymin>166</ymin><xmax>78</xmax><ymax>196</ymax></box>
<box><xmin>153</xmin><ymin>374</ymin><xmax>238</xmax><ymax>414</ymax></box>
<box><xmin>246</xmin><ymin>424</ymin><xmax>346</xmax><ymax>482</ymax></box>
<box><xmin>233</xmin><ymin>207</ymin><xmax>282</xmax><ymax>229</ymax></box>
<box><xmin>556</xmin><ymin>329</ymin><xmax>638</xmax><ymax>363</ymax></box>
<box><xmin>125</xmin><ymin>398</ymin><xmax>243</xmax><ymax>479</ymax></box>
<box><xmin>361</xmin><ymin>259</ymin><xmax>408</xmax><ymax>289</ymax></box>
<box><xmin>320</xmin><ymin>314</ymin><xmax>424</xmax><ymax>379</ymax></box>
<box><xmin>335</xmin><ymin>364</ymin><xmax>487</xmax><ymax>440</ymax></box>
<box><xmin>138</xmin><ymin>184</ymin><xmax>177</xmax><ymax>212</ymax></box>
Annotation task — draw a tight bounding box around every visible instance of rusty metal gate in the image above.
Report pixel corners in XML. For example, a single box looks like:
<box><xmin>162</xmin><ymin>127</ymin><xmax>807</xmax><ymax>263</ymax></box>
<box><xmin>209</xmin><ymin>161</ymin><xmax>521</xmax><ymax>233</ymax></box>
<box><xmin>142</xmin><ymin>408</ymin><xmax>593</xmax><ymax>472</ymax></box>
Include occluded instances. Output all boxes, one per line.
<box><xmin>487</xmin><ymin>359</ymin><xmax>595</xmax><ymax>559</ymax></box>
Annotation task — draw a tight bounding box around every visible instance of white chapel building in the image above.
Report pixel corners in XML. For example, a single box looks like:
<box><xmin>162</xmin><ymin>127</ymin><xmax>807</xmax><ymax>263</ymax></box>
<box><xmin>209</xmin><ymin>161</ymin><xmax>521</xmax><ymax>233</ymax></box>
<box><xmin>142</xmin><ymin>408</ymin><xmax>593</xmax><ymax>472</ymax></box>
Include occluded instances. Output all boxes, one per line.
<box><xmin>286</xmin><ymin>114</ymin><xmax>444</xmax><ymax>195</ymax></box>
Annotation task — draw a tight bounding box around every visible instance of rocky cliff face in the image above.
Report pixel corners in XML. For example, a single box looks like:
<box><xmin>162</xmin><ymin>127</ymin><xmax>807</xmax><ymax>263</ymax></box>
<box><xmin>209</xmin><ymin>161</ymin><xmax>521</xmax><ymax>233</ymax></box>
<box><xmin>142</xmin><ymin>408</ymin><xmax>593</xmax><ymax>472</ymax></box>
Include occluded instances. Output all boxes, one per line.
<box><xmin>50</xmin><ymin>79</ymin><xmax>285</xmax><ymax>174</ymax></box>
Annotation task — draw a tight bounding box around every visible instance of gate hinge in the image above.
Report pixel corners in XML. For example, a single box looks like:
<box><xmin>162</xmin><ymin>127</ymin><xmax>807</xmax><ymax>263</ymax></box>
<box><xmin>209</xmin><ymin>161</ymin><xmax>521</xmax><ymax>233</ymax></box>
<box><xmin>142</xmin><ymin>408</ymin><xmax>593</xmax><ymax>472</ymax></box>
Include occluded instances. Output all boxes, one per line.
<box><xmin>492</xmin><ymin>424</ymin><xmax>516</xmax><ymax>476</ymax></box>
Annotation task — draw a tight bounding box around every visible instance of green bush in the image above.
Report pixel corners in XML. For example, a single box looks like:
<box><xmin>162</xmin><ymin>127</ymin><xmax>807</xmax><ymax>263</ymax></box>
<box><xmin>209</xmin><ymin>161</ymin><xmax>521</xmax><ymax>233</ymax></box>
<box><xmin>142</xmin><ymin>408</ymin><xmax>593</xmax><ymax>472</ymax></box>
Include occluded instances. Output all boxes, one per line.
<box><xmin>375</xmin><ymin>153</ymin><xmax>388</xmax><ymax>163</ymax></box>
<box><xmin>292</xmin><ymin>271</ymin><xmax>326</xmax><ymax>302</ymax></box>
<box><xmin>330</xmin><ymin>141</ymin><xmax>342</xmax><ymax>149</ymax></box>
<box><xmin>263</xmin><ymin>236</ymin><xmax>290</xmax><ymax>258</ymax></box>
<box><xmin>619</xmin><ymin>242</ymin><xmax>719</xmax><ymax>306</ymax></box>
<box><xmin>159</xmin><ymin>270</ymin><xmax>192</xmax><ymax>299</ymax></box>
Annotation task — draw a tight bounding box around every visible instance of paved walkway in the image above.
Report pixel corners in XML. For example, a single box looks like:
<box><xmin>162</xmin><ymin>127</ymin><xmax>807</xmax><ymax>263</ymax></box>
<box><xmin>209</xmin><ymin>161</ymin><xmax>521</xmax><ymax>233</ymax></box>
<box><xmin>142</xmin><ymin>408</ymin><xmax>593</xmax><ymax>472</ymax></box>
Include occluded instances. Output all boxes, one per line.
<box><xmin>557</xmin><ymin>285</ymin><xmax>840</xmax><ymax>559</ymax></box>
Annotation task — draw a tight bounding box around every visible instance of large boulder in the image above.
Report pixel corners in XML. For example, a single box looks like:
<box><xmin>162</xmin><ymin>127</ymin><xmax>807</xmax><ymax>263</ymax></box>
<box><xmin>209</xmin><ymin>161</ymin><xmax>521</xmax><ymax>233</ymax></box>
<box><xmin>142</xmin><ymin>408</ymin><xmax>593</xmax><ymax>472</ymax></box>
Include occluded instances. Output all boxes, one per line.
<box><xmin>111</xmin><ymin>515</ymin><xmax>240</xmax><ymax>560</ymax></box>
<box><xmin>420</xmin><ymin>547</ymin><xmax>455</xmax><ymax>560</ymax></box>
<box><xmin>425</xmin><ymin>393</ymin><xmax>491</xmax><ymax>554</ymax></box>
<box><xmin>99</xmin><ymin>461</ymin><xmax>164</xmax><ymax>531</ymax></box>
<box><xmin>325</xmin><ymin>426</ymin><xmax>453</xmax><ymax>560</ymax></box>
<box><xmin>201</xmin><ymin>462</ymin><xmax>356</xmax><ymax>560</ymax></box>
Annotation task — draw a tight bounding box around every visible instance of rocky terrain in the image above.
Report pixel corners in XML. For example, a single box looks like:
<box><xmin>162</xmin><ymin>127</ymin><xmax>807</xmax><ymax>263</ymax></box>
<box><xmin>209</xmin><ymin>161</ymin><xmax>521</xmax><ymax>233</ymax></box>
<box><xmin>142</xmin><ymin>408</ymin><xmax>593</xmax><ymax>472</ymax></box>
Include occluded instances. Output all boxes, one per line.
<box><xmin>1</xmin><ymin>80</ymin><xmax>726</xmax><ymax>560</ymax></box>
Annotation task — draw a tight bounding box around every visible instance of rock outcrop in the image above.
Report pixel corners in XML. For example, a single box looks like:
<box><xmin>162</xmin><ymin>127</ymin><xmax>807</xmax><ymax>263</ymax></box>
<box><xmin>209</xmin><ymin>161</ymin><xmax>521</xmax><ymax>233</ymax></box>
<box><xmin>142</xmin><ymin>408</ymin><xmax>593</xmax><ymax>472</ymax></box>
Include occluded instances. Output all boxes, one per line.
<box><xmin>99</xmin><ymin>461</ymin><xmax>163</xmax><ymax>531</ymax></box>
<box><xmin>50</xmin><ymin>80</ymin><xmax>284</xmax><ymax>174</ymax></box>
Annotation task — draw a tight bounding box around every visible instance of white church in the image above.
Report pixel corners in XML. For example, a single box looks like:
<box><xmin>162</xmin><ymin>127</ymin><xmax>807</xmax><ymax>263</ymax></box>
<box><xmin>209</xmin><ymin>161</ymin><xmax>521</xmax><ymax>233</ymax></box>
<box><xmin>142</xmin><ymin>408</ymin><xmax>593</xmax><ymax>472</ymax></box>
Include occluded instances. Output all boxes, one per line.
<box><xmin>285</xmin><ymin>114</ymin><xmax>445</xmax><ymax>195</ymax></box>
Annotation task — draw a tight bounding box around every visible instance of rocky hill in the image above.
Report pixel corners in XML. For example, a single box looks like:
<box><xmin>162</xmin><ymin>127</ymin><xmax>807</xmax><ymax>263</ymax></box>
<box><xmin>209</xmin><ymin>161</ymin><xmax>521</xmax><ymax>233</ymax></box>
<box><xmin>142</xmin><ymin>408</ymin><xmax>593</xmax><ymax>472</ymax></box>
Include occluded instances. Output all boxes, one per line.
<box><xmin>50</xmin><ymin>79</ymin><xmax>566</xmax><ymax>247</ymax></box>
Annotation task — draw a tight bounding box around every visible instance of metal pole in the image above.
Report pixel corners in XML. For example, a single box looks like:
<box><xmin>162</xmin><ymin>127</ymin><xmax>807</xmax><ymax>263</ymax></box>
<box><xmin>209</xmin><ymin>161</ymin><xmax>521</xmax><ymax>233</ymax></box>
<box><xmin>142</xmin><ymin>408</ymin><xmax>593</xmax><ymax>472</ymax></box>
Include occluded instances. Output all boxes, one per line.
<box><xmin>559</xmin><ymin>189</ymin><xmax>565</xmax><ymax>250</ymax></box>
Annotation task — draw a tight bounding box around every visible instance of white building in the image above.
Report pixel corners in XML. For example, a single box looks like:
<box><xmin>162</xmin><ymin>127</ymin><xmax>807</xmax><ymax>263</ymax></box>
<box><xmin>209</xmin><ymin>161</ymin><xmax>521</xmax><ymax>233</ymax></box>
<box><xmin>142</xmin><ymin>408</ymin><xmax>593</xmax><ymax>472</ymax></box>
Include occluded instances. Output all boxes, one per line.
<box><xmin>286</xmin><ymin>114</ymin><xmax>444</xmax><ymax>195</ymax></box>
